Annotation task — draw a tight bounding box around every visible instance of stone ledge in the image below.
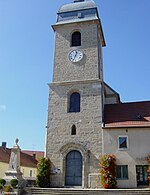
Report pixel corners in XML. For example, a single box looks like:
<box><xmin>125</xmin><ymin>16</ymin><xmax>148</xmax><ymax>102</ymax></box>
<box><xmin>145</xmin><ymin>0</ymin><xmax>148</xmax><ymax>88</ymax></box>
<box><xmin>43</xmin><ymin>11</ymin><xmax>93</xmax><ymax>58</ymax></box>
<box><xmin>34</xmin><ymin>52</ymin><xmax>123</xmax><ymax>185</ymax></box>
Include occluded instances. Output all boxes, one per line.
<box><xmin>48</xmin><ymin>79</ymin><xmax>102</xmax><ymax>87</ymax></box>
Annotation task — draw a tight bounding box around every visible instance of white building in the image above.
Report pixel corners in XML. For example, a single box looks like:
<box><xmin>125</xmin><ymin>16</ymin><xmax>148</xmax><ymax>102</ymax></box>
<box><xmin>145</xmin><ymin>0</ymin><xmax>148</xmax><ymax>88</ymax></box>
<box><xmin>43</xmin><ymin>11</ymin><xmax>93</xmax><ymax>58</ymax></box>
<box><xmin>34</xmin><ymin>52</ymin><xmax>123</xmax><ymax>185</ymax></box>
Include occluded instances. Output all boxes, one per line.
<box><xmin>103</xmin><ymin>101</ymin><xmax>150</xmax><ymax>188</ymax></box>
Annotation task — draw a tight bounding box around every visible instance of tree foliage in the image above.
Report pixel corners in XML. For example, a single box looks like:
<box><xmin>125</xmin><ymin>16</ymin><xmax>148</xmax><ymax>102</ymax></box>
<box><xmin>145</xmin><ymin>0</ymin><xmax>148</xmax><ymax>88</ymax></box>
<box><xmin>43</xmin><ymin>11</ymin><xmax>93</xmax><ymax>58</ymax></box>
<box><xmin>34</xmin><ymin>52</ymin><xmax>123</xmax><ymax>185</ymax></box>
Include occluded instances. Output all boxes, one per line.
<box><xmin>0</xmin><ymin>179</ymin><xmax>6</xmax><ymax>186</ymax></box>
<box><xmin>36</xmin><ymin>157</ymin><xmax>51</xmax><ymax>188</ymax></box>
<box><xmin>10</xmin><ymin>179</ymin><xmax>18</xmax><ymax>188</ymax></box>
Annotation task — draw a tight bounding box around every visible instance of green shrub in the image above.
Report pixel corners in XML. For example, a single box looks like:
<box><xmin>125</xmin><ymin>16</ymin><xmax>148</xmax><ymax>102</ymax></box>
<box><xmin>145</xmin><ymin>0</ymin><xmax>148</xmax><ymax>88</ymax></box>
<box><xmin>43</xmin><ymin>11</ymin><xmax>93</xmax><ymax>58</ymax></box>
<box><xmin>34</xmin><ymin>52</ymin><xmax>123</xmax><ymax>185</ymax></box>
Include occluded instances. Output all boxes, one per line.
<box><xmin>0</xmin><ymin>184</ymin><xmax>3</xmax><ymax>189</ymax></box>
<box><xmin>36</xmin><ymin>157</ymin><xmax>51</xmax><ymax>188</ymax></box>
<box><xmin>0</xmin><ymin>179</ymin><xmax>6</xmax><ymax>186</ymax></box>
<box><xmin>4</xmin><ymin>185</ymin><xmax>12</xmax><ymax>192</ymax></box>
<box><xmin>10</xmin><ymin>179</ymin><xmax>18</xmax><ymax>188</ymax></box>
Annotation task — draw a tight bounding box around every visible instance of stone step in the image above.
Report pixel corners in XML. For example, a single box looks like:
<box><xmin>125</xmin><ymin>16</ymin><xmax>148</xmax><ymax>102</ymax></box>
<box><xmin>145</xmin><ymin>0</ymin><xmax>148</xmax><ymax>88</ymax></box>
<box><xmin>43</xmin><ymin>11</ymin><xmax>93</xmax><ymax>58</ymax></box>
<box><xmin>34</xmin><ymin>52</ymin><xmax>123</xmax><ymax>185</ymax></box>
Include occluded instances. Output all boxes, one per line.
<box><xmin>26</xmin><ymin>187</ymin><xmax>150</xmax><ymax>195</ymax></box>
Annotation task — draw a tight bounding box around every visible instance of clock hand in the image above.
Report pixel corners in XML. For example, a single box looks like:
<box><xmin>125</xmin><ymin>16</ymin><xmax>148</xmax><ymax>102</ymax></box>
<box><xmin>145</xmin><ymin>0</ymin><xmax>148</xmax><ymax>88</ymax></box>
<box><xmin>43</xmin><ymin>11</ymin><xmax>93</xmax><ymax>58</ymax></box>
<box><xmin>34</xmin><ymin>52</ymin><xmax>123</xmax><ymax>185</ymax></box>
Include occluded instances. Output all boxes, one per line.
<box><xmin>73</xmin><ymin>51</ymin><xmax>77</xmax><ymax>60</ymax></box>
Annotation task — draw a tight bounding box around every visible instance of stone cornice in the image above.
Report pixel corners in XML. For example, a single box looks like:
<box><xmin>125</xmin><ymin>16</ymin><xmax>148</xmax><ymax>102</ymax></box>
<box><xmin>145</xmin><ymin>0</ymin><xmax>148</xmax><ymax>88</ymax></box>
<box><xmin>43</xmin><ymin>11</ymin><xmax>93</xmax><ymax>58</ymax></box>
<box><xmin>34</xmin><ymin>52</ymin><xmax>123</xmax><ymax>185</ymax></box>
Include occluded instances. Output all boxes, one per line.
<box><xmin>48</xmin><ymin>79</ymin><xmax>103</xmax><ymax>88</ymax></box>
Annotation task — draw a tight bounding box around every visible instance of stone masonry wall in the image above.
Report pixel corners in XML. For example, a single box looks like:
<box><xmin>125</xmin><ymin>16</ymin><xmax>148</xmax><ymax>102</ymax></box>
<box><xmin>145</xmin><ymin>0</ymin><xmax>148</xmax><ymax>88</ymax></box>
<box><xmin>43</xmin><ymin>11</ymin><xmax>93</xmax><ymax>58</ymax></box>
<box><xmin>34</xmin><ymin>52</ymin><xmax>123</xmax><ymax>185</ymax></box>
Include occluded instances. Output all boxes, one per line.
<box><xmin>46</xmin><ymin>80</ymin><xmax>103</xmax><ymax>188</ymax></box>
<box><xmin>53</xmin><ymin>21</ymin><xmax>100</xmax><ymax>82</ymax></box>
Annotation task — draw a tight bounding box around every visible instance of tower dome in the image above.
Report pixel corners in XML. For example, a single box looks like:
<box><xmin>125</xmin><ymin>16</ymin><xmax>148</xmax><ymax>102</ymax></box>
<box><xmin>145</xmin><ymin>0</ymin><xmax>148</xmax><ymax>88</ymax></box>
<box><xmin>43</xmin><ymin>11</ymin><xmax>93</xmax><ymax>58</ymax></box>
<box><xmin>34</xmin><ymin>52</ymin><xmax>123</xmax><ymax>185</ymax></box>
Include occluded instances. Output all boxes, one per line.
<box><xmin>57</xmin><ymin>0</ymin><xmax>98</xmax><ymax>24</ymax></box>
<box><xmin>58</xmin><ymin>0</ymin><xmax>97</xmax><ymax>13</ymax></box>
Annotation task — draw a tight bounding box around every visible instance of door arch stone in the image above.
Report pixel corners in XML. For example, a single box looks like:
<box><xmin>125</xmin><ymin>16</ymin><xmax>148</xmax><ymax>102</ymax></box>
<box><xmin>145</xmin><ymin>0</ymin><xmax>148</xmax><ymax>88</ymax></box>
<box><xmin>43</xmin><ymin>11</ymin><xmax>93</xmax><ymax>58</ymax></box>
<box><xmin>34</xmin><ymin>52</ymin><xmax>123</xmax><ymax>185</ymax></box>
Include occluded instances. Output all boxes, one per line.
<box><xmin>60</xmin><ymin>142</ymin><xmax>88</xmax><ymax>188</ymax></box>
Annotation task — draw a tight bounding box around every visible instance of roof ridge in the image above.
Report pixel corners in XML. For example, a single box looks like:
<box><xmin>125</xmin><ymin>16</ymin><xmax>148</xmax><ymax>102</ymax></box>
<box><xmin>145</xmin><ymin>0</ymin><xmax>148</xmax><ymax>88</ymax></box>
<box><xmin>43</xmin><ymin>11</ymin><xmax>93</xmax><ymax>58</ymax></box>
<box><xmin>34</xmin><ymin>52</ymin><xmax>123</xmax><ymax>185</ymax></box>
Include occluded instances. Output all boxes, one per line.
<box><xmin>122</xmin><ymin>100</ymin><xmax>150</xmax><ymax>104</ymax></box>
<box><xmin>106</xmin><ymin>100</ymin><xmax>150</xmax><ymax>106</ymax></box>
<box><xmin>22</xmin><ymin>150</ymin><xmax>44</xmax><ymax>152</ymax></box>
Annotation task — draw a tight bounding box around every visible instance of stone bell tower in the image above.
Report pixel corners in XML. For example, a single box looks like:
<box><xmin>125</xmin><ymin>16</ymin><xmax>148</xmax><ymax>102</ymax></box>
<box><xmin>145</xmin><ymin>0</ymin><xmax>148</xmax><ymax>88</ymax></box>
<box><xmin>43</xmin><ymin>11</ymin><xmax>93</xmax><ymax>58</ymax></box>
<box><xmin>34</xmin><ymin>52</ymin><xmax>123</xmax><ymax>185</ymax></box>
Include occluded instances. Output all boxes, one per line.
<box><xmin>46</xmin><ymin>0</ymin><xmax>106</xmax><ymax>188</ymax></box>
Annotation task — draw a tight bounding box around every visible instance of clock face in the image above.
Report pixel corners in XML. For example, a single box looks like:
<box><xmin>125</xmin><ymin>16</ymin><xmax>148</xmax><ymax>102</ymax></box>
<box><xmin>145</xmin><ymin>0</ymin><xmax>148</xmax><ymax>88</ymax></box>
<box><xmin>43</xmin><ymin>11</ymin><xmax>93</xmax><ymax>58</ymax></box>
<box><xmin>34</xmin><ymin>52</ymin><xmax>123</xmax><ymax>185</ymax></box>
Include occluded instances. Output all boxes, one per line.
<box><xmin>69</xmin><ymin>49</ymin><xmax>83</xmax><ymax>63</ymax></box>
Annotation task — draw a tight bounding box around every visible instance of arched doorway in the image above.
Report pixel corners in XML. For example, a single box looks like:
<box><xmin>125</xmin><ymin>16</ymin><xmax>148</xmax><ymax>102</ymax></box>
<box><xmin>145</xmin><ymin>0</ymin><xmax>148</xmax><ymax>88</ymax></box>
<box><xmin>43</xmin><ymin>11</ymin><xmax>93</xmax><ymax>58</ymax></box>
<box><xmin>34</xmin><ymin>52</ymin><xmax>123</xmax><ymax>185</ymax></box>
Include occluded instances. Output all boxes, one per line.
<box><xmin>65</xmin><ymin>150</ymin><xmax>82</xmax><ymax>186</ymax></box>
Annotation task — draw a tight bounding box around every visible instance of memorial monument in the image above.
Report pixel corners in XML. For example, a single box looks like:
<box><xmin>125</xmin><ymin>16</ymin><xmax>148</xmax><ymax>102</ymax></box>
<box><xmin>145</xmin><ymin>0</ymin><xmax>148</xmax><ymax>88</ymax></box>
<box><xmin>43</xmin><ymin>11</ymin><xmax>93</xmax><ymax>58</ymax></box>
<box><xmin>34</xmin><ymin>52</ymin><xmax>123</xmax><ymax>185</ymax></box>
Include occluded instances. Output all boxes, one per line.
<box><xmin>4</xmin><ymin>139</ymin><xmax>25</xmax><ymax>187</ymax></box>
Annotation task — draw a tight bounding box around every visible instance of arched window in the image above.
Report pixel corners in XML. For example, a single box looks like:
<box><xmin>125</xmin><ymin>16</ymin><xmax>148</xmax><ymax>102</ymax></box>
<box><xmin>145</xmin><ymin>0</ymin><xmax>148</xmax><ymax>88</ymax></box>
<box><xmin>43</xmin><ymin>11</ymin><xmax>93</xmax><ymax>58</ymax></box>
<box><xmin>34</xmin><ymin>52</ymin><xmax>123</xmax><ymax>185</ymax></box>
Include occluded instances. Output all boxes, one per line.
<box><xmin>69</xmin><ymin>92</ymin><xmax>80</xmax><ymax>112</ymax></box>
<box><xmin>71</xmin><ymin>125</ymin><xmax>76</xmax><ymax>135</ymax></box>
<box><xmin>71</xmin><ymin>31</ymin><xmax>81</xmax><ymax>46</ymax></box>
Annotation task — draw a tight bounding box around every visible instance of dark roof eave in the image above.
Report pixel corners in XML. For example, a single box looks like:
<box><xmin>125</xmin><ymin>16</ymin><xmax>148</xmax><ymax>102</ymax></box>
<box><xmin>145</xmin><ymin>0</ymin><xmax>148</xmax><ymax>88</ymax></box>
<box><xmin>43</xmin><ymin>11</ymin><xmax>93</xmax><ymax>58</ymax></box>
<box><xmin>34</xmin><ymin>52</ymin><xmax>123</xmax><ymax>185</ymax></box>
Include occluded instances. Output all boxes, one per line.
<box><xmin>98</xmin><ymin>19</ymin><xmax>106</xmax><ymax>47</ymax></box>
<box><xmin>103</xmin><ymin>125</ymin><xmax>150</xmax><ymax>129</ymax></box>
<box><xmin>0</xmin><ymin>160</ymin><xmax>9</xmax><ymax>163</ymax></box>
<box><xmin>57</xmin><ymin>7</ymin><xmax>97</xmax><ymax>15</ymax></box>
<box><xmin>52</xmin><ymin>18</ymin><xmax>99</xmax><ymax>29</ymax></box>
<box><xmin>20</xmin><ymin>164</ymin><xmax>37</xmax><ymax>168</ymax></box>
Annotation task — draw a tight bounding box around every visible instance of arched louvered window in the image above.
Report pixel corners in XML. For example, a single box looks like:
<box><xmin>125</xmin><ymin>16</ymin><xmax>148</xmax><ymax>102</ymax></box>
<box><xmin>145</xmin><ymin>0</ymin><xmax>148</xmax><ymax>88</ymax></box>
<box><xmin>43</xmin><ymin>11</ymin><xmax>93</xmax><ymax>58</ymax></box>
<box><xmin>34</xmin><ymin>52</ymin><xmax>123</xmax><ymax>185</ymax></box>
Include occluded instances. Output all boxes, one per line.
<box><xmin>71</xmin><ymin>125</ymin><xmax>76</xmax><ymax>135</ymax></box>
<box><xmin>71</xmin><ymin>31</ymin><xmax>81</xmax><ymax>46</ymax></box>
<box><xmin>69</xmin><ymin>92</ymin><xmax>80</xmax><ymax>112</ymax></box>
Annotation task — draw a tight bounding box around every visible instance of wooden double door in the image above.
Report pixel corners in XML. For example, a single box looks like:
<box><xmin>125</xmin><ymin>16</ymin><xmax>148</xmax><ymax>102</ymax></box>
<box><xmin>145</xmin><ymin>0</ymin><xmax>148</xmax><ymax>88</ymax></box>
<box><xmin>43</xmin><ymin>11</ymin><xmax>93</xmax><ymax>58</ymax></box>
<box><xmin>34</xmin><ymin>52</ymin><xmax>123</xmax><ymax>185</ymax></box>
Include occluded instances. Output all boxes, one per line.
<box><xmin>65</xmin><ymin>150</ymin><xmax>82</xmax><ymax>186</ymax></box>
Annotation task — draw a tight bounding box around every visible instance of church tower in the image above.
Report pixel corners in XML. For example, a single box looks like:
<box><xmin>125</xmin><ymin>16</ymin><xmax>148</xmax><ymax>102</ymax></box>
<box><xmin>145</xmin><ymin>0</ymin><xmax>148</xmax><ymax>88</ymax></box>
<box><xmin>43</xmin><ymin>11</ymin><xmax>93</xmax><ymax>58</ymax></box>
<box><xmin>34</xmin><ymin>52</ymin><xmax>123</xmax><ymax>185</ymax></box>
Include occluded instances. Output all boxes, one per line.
<box><xmin>46</xmin><ymin>0</ymin><xmax>106</xmax><ymax>188</ymax></box>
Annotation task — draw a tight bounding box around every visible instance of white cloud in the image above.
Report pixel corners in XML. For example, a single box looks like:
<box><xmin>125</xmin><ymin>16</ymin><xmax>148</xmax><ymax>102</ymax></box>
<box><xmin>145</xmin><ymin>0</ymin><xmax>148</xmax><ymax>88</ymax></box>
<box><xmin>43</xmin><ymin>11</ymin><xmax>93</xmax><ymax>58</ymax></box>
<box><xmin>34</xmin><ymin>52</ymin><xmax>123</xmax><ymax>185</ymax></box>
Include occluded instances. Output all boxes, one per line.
<box><xmin>0</xmin><ymin>105</ymin><xmax>6</xmax><ymax>111</ymax></box>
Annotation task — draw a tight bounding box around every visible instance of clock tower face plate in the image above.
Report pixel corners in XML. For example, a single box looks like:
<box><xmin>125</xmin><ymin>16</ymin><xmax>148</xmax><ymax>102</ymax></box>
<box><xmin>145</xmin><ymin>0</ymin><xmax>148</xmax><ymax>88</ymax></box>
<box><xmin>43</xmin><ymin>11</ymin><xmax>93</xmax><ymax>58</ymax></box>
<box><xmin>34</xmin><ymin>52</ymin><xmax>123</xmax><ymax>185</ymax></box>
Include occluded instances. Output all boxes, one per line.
<box><xmin>69</xmin><ymin>49</ymin><xmax>83</xmax><ymax>63</ymax></box>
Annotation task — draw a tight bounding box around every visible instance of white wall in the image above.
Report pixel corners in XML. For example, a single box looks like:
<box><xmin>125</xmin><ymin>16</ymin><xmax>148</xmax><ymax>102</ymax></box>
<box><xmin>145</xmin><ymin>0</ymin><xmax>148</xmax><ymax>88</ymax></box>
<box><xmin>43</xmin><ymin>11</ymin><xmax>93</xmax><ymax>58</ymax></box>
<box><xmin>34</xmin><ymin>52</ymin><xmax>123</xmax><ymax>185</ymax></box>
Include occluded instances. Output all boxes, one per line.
<box><xmin>0</xmin><ymin>162</ymin><xmax>9</xmax><ymax>178</ymax></box>
<box><xmin>0</xmin><ymin>162</ymin><xmax>37</xmax><ymax>180</ymax></box>
<box><xmin>103</xmin><ymin>128</ymin><xmax>150</xmax><ymax>188</ymax></box>
<box><xmin>21</xmin><ymin>166</ymin><xmax>37</xmax><ymax>179</ymax></box>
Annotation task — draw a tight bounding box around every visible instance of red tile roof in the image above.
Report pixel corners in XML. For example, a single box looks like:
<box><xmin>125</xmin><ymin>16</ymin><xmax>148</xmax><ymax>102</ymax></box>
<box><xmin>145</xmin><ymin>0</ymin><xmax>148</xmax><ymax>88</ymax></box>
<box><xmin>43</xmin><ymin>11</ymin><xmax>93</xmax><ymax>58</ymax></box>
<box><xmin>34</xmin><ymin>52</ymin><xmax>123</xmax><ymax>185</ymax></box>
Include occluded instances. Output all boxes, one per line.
<box><xmin>22</xmin><ymin>150</ymin><xmax>44</xmax><ymax>161</ymax></box>
<box><xmin>0</xmin><ymin>147</ymin><xmax>38</xmax><ymax>168</ymax></box>
<box><xmin>0</xmin><ymin>147</ymin><xmax>11</xmax><ymax>163</ymax></box>
<box><xmin>20</xmin><ymin>152</ymin><xmax>38</xmax><ymax>168</ymax></box>
<box><xmin>104</xmin><ymin>101</ymin><xmax>150</xmax><ymax>128</ymax></box>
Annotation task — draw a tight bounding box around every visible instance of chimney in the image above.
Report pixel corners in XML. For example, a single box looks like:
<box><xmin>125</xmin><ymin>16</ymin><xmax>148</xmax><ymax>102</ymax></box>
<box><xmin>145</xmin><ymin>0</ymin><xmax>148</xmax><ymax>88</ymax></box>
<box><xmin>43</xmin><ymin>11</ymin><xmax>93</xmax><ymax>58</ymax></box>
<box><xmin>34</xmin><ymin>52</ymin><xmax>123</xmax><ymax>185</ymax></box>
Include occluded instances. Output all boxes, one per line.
<box><xmin>33</xmin><ymin>153</ymin><xmax>36</xmax><ymax>159</ymax></box>
<box><xmin>2</xmin><ymin>142</ymin><xmax>7</xmax><ymax>149</ymax></box>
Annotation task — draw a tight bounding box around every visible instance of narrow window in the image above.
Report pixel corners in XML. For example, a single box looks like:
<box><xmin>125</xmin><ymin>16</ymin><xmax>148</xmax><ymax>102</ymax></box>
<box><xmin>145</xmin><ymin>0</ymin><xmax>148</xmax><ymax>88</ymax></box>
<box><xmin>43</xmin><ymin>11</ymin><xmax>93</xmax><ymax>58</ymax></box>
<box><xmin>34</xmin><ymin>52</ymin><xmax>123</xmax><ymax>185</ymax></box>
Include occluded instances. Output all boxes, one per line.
<box><xmin>72</xmin><ymin>31</ymin><xmax>81</xmax><ymax>46</ymax></box>
<box><xmin>30</xmin><ymin>170</ymin><xmax>32</xmax><ymax>177</ymax></box>
<box><xmin>71</xmin><ymin>125</ymin><xmax>76</xmax><ymax>135</ymax></box>
<box><xmin>69</xmin><ymin>92</ymin><xmax>80</xmax><ymax>112</ymax></box>
<box><xmin>116</xmin><ymin>165</ymin><xmax>128</xmax><ymax>180</ymax></box>
<box><xmin>118</xmin><ymin>136</ymin><xmax>128</xmax><ymax>149</ymax></box>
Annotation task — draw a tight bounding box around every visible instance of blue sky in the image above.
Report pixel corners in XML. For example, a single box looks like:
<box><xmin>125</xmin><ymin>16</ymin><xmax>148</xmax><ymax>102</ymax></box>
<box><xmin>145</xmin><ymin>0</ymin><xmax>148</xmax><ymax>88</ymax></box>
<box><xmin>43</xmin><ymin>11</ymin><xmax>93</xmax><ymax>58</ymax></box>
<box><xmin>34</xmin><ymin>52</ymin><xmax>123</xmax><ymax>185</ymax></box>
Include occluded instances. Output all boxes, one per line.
<box><xmin>0</xmin><ymin>0</ymin><xmax>150</xmax><ymax>151</ymax></box>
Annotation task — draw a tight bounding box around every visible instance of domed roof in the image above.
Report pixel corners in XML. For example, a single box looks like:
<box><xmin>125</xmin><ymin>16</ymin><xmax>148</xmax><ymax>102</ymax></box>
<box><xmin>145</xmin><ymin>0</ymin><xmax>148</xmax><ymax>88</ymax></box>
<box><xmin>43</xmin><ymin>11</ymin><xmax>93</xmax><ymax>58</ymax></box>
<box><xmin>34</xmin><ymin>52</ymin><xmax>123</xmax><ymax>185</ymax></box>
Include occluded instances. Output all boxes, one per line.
<box><xmin>58</xmin><ymin>0</ymin><xmax>97</xmax><ymax>13</ymax></box>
